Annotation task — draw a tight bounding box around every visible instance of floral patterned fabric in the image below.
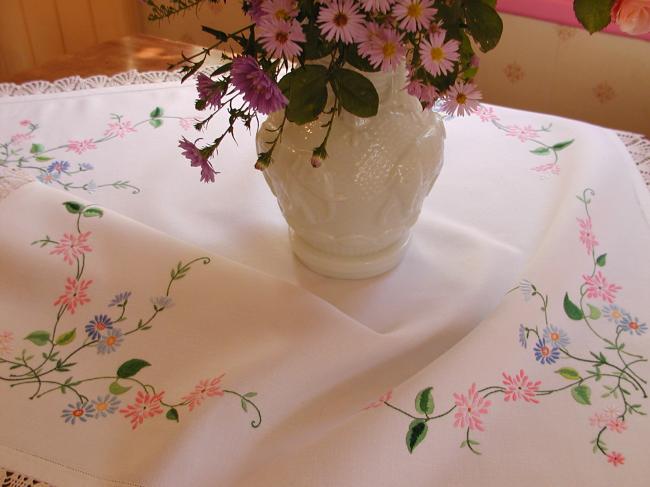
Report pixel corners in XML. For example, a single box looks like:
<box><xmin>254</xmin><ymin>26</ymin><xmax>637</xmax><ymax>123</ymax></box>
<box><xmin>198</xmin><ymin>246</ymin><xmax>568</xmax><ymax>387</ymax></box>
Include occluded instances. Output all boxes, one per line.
<box><xmin>0</xmin><ymin>76</ymin><xmax>649</xmax><ymax>486</ymax></box>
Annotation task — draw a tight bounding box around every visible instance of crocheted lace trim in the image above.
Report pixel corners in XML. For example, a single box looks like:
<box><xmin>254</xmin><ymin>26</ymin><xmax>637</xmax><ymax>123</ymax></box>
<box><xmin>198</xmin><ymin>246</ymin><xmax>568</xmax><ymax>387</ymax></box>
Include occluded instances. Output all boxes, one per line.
<box><xmin>617</xmin><ymin>131</ymin><xmax>650</xmax><ymax>186</ymax></box>
<box><xmin>0</xmin><ymin>166</ymin><xmax>34</xmax><ymax>202</ymax></box>
<box><xmin>0</xmin><ymin>467</ymin><xmax>52</xmax><ymax>487</ymax></box>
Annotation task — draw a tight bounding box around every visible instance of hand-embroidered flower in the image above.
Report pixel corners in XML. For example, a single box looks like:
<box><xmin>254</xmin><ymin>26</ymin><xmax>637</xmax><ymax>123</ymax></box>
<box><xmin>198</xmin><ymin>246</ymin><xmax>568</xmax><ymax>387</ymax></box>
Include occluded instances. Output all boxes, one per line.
<box><xmin>504</xmin><ymin>125</ymin><xmax>537</xmax><ymax>142</ymax></box>
<box><xmin>92</xmin><ymin>395</ymin><xmax>121</xmax><ymax>418</ymax></box>
<box><xmin>363</xmin><ymin>389</ymin><xmax>393</xmax><ymax>410</ymax></box>
<box><xmin>49</xmin><ymin>231</ymin><xmax>92</xmax><ymax>265</ymax></box>
<box><xmin>79</xmin><ymin>162</ymin><xmax>94</xmax><ymax>171</ymax></box>
<box><xmin>108</xmin><ymin>291</ymin><xmax>132</xmax><ymax>307</ymax></box>
<box><xmin>519</xmin><ymin>279</ymin><xmax>534</xmax><ymax>301</ymax></box>
<box><xmin>543</xmin><ymin>325</ymin><xmax>570</xmax><ymax>348</ymax></box>
<box><xmin>104</xmin><ymin>120</ymin><xmax>137</xmax><ymax>138</ymax></box>
<box><xmin>620</xmin><ymin>314</ymin><xmax>647</xmax><ymax>336</ymax></box>
<box><xmin>475</xmin><ymin>105</ymin><xmax>499</xmax><ymax>123</ymax></box>
<box><xmin>502</xmin><ymin>369</ymin><xmax>540</xmax><ymax>403</ymax></box>
<box><xmin>607</xmin><ymin>417</ymin><xmax>627</xmax><ymax>433</ymax></box>
<box><xmin>97</xmin><ymin>328</ymin><xmax>124</xmax><ymax>354</ymax></box>
<box><xmin>577</xmin><ymin>217</ymin><xmax>598</xmax><ymax>255</ymax></box>
<box><xmin>37</xmin><ymin>172</ymin><xmax>60</xmax><ymax>185</ymax></box>
<box><xmin>533</xmin><ymin>338</ymin><xmax>560</xmax><ymax>364</ymax></box>
<box><xmin>10</xmin><ymin>133</ymin><xmax>34</xmax><ymax>144</ymax></box>
<box><xmin>179</xmin><ymin>118</ymin><xmax>194</xmax><ymax>131</ymax></box>
<box><xmin>531</xmin><ymin>163</ymin><xmax>561</xmax><ymax>175</ymax></box>
<box><xmin>53</xmin><ymin>277</ymin><xmax>92</xmax><ymax>314</ymax></box>
<box><xmin>120</xmin><ymin>391</ymin><xmax>165</xmax><ymax>429</ymax></box>
<box><xmin>47</xmin><ymin>160</ymin><xmax>71</xmax><ymax>174</ymax></box>
<box><xmin>62</xmin><ymin>401</ymin><xmax>96</xmax><ymax>424</ymax></box>
<box><xmin>607</xmin><ymin>451</ymin><xmax>625</xmax><ymax>467</ymax></box>
<box><xmin>85</xmin><ymin>314</ymin><xmax>113</xmax><ymax>340</ymax></box>
<box><xmin>181</xmin><ymin>374</ymin><xmax>226</xmax><ymax>411</ymax></box>
<box><xmin>590</xmin><ymin>406</ymin><xmax>622</xmax><ymax>428</ymax></box>
<box><xmin>151</xmin><ymin>295</ymin><xmax>174</xmax><ymax>310</ymax></box>
<box><xmin>602</xmin><ymin>304</ymin><xmax>629</xmax><ymax>325</ymax></box>
<box><xmin>452</xmin><ymin>383</ymin><xmax>491</xmax><ymax>431</ymax></box>
<box><xmin>66</xmin><ymin>139</ymin><xmax>97</xmax><ymax>155</ymax></box>
<box><xmin>0</xmin><ymin>330</ymin><xmax>14</xmax><ymax>356</ymax></box>
<box><xmin>518</xmin><ymin>324</ymin><xmax>528</xmax><ymax>348</ymax></box>
<box><xmin>583</xmin><ymin>271</ymin><xmax>621</xmax><ymax>303</ymax></box>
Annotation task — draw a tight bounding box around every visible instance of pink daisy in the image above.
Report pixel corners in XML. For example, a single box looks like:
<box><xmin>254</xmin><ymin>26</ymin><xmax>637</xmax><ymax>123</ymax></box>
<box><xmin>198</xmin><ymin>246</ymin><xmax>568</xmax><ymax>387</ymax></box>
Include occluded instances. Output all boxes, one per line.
<box><xmin>364</xmin><ymin>27</ymin><xmax>406</xmax><ymax>72</ymax></box>
<box><xmin>317</xmin><ymin>0</ymin><xmax>366</xmax><ymax>44</ymax></box>
<box><xmin>357</xmin><ymin>22</ymin><xmax>384</xmax><ymax>57</ymax></box>
<box><xmin>607</xmin><ymin>418</ymin><xmax>627</xmax><ymax>433</ymax></box>
<box><xmin>475</xmin><ymin>105</ymin><xmax>499</xmax><ymax>122</ymax></box>
<box><xmin>230</xmin><ymin>55</ymin><xmax>288</xmax><ymax>114</ymax></box>
<box><xmin>453</xmin><ymin>383</ymin><xmax>491</xmax><ymax>431</ymax></box>
<box><xmin>419</xmin><ymin>31</ymin><xmax>460</xmax><ymax>77</ymax></box>
<box><xmin>393</xmin><ymin>0</ymin><xmax>437</xmax><ymax>33</ymax></box>
<box><xmin>179</xmin><ymin>137</ymin><xmax>217</xmax><ymax>183</ymax></box>
<box><xmin>589</xmin><ymin>411</ymin><xmax>610</xmax><ymax>428</ymax></box>
<box><xmin>196</xmin><ymin>73</ymin><xmax>224</xmax><ymax>109</ymax></box>
<box><xmin>53</xmin><ymin>277</ymin><xmax>92</xmax><ymax>314</ymax></box>
<box><xmin>66</xmin><ymin>139</ymin><xmax>97</xmax><ymax>155</ymax></box>
<box><xmin>0</xmin><ymin>331</ymin><xmax>14</xmax><ymax>356</ymax></box>
<box><xmin>181</xmin><ymin>374</ymin><xmax>225</xmax><ymax>411</ymax></box>
<box><xmin>502</xmin><ymin>369</ymin><xmax>541</xmax><ymax>404</ymax></box>
<box><xmin>577</xmin><ymin>217</ymin><xmax>598</xmax><ymax>255</ymax></box>
<box><xmin>504</xmin><ymin>124</ymin><xmax>537</xmax><ymax>142</ymax></box>
<box><xmin>362</xmin><ymin>390</ymin><xmax>393</xmax><ymax>410</ymax></box>
<box><xmin>247</xmin><ymin>0</ymin><xmax>266</xmax><ymax>22</ymax></box>
<box><xmin>607</xmin><ymin>451</ymin><xmax>625</xmax><ymax>467</ymax></box>
<box><xmin>406</xmin><ymin>78</ymin><xmax>438</xmax><ymax>108</ymax></box>
<box><xmin>258</xmin><ymin>17</ymin><xmax>306</xmax><ymax>59</ymax></box>
<box><xmin>360</xmin><ymin>0</ymin><xmax>394</xmax><ymax>13</ymax></box>
<box><xmin>261</xmin><ymin>0</ymin><xmax>299</xmax><ymax>20</ymax></box>
<box><xmin>583</xmin><ymin>271</ymin><xmax>621</xmax><ymax>303</ymax></box>
<box><xmin>49</xmin><ymin>231</ymin><xmax>93</xmax><ymax>265</ymax></box>
<box><xmin>532</xmin><ymin>162</ymin><xmax>560</xmax><ymax>175</ymax></box>
<box><xmin>440</xmin><ymin>81</ymin><xmax>482</xmax><ymax>116</ymax></box>
<box><xmin>119</xmin><ymin>390</ymin><xmax>165</xmax><ymax>430</ymax></box>
<box><xmin>10</xmin><ymin>133</ymin><xmax>33</xmax><ymax>144</ymax></box>
<box><xmin>104</xmin><ymin>120</ymin><xmax>136</xmax><ymax>138</ymax></box>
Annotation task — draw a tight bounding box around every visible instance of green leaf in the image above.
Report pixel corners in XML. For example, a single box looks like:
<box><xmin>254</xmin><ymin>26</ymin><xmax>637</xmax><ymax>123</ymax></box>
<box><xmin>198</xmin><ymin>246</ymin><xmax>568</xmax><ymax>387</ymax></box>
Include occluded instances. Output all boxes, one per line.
<box><xmin>109</xmin><ymin>380</ymin><xmax>132</xmax><ymax>395</ymax></box>
<box><xmin>24</xmin><ymin>331</ymin><xmax>50</xmax><ymax>346</ymax></box>
<box><xmin>201</xmin><ymin>25</ymin><xmax>228</xmax><ymax>42</ymax></box>
<box><xmin>530</xmin><ymin>147</ymin><xmax>551</xmax><ymax>155</ymax></box>
<box><xmin>463</xmin><ymin>0</ymin><xmax>503</xmax><ymax>52</ymax></box>
<box><xmin>116</xmin><ymin>359</ymin><xmax>151</xmax><ymax>379</ymax></box>
<box><xmin>82</xmin><ymin>207</ymin><xmax>104</xmax><ymax>218</ymax></box>
<box><xmin>481</xmin><ymin>0</ymin><xmax>496</xmax><ymax>7</ymax></box>
<box><xmin>62</xmin><ymin>201</ymin><xmax>83</xmax><ymax>214</ymax></box>
<box><xmin>166</xmin><ymin>408</ymin><xmax>179</xmax><ymax>422</ymax></box>
<box><xmin>573</xmin><ymin>0</ymin><xmax>615</xmax><ymax>34</ymax></box>
<box><xmin>149</xmin><ymin>118</ymin><xmax>163</xmax><ymax>128</ymax></box>
<box><xmin>588</xmin><ymin>304</ymin><xmax>602</xmax><ymax>320</ymax></box>
<box><xmin>150</xmin><ymin>107</ymin><xmax>164</xmax><ymax>118</ymax></box>
<box><xmin>405</xmin><ymin>419</ymin><xmax>428</xmax><ymax>453</ymax></box>
<box><xmin>30</xmin><ymin>143</ymin><xmax>45</xmax><ymax>154</ymax></box>
<box><xmin>241</xmin><ymin>399</ymin><xmax>248</xmax><ymax>412</ymax></box>
<box><xmin>35</xmin><ymin>156</ymin><xmax>52</xmax><ymax>161</ymax></box>
<box><xmin>556</xmin><ymin>367</ymin><xmax>581</xmax><ymax>381</ymax></box>
<box><xmin>414</xmin><ymin>387</ymin><xmax>435</xmax><ymax>415</ymax></box>
<box><xmin>596</xmin><ymin>254</ymin><xmax>607</xmax><ymax>267</ymax></box>
<box><xmin>301</xmin><ymin>23</ymin><xmax>334</xmax><ymax>61</ymax></box>
<box><xmin>211</xmin><ymin>62</ymin><xmax>232</xmax><ymax>77</ymax></box>
<box><xmin>281</xmin><ymin>65</ymin><xmax>328</xmax><ymax>125</ymax></box>
<box><xmin>54</xmin><ymin>328</ymin><xmax>76</xmax><ymax>346</ymax></box>
<box><xmin>331</xmin><ymin>68</ymin><xmax>378</xmax><ymax>118</ymax></box>
<box><xmin>344</xmin><ymin>44</ymin><xmax>379</xmax><ymax>72</ymax></box>
<box><xmin>244</xmin><ymin>392</ymin><xmax>257</xmax><ymax>398</ymax></box>
<box><xmin>552</xmin><ymin>140</ymin><xmax>574</xmax><ymax>151</ymax></box>
<box><xmin>563</xmin><ymin>293</ymin><xmax>584</xmax><ymax>320</ymax></box>
<box><xmin>571</xmin><ymin>384</ymin><xmax>592</xmax><ymax>405</ymax></box>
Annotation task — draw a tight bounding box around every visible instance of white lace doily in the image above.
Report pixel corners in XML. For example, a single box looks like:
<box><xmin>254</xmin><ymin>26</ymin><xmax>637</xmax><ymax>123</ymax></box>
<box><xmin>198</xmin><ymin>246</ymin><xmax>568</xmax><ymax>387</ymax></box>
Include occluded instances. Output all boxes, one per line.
<box><xmin>617</xmin><ymin>131</ymin><xmax>650</xmax><ymax>186</ymax></box>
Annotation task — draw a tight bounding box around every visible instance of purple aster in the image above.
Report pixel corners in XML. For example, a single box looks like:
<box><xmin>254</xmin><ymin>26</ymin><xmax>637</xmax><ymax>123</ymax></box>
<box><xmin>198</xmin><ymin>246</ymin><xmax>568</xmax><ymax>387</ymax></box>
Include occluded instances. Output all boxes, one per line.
<box><xmin>91</xmin><ymin>394</ymin><xmax>121</xmax><ymax>418</ymax></box>
<box><xmin>85</xmin><ymin>314</ymin><xmax>113</xmax><ymax>340</ymax></box>
<box><xmin>533</xmin><ymin>338</ymin><xmax>560</xmax><ymax>365</ymax></box>
<box><xmin>230</xmin><ymin>56</ymin><xmax>288</xmax><ymax>115</ymax></box>
<box><xmin>97</xmin><ymin>328</ymin><xmax>124</xmax><ymax>354</ymax></box>
<box><xmin>620</xmin><ymin>315</ymin><xmax>648</xmax><ymax>336</ymax></box>
<box><xmin>62</xmin><ymin>401</ymin><xmax>96</xmax><ymax>424</ymax></box>
<box><xmin>179</xmin><ymin>137</ymin><xmax>217</xmax><ymax>183</ymax></box>
<box><xmin>79</xmin><ymin>162</ymin><xmax>94</xmax><ymax>171</ymax></box>
<box><xmin>108</xmin><ymin>291</ymin><xmax>132</xmax><ymax>307</ymax></box>
<box><xmin>196</xmin><ymin>73</ymin><xmax>224</xmax><ymax>109</ymax></box>
<box><xmin>47</xmin><ymin>160</ymin><xmax>70</xmax><ymax>173</ymax></box>
<box><xmin>543</xmin><ymin>324</ymin><xmax>570</xmax><ymax>348</ymax></box>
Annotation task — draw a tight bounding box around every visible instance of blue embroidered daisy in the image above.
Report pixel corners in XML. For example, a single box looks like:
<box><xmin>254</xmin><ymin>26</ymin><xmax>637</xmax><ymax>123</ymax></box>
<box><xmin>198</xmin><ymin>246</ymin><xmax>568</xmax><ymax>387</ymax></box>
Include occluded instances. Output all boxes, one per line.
<box><xmin>91</xmin><ymin>395</ymin><xmax>121</xmax><ymax>418</ymax></box>
<box><xmin>602</xmin><ymin>304</ymin><xmax>630</xmax><ymax>325</ymax></box>
<box><xmin>85</xmin><ymin>314</ymin><xmax>113</xmax><ymax>340</ymax></box>
<box><xmin>62</xmin><ymin>401</ymin><xmax>96</xmax><ymax>424</ymax></box>
<box><xmin>108</xmin><ymin>291</ymin><xmax>132</xmax><ymax>307</ymax></box>
<box><xmin>533</xmin><ymin>338</ymin><xmax>560</xmax><ymax>365</ymax></box>
<box><xmin>543</xmin><ymin>325</ymin><xmax>570</xmax><ymax>348</ymax></box>
<box><xmin>620</xmin><ymin>315</ymin><xmax>648</xmax><ymax>336</ymax></box>
<box><xmin>151</xmin><ymin>296</ymin><xmax>174</xmax><ymax>310</ymax></box>
<box><xmin>97</xmin><ymin>328</ymin><xmax>124</xmax><ymax>354</ymax></box>
<box><xmin>37</xmin><ymin>171</ymin><xmax>60</xmax><ymax>185</ymax></box>
<box><xmin>47</xmin><ymin>160</ymin><xmax>70</xmax><ymax>173</ymax></box>
<box><xmin>519</xmin><ymin>279</ymin><xmax>535</xmax><ymax>301</ymax></box>
<box><xmin>518</xmin><ymin>324</ymin><xmax>528</xmax><ymax>348</ymax></box>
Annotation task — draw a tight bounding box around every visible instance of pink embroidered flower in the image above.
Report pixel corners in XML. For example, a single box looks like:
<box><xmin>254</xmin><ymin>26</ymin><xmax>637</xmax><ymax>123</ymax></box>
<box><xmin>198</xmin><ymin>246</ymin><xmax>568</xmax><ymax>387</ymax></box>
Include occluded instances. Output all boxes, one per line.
<box><xmin>607</xmin><ymin>417</ymin><xmax>627</xmax><ymax>433</ymax></box>
<box><xmin>393</xmin><ymin>0</ymin><xmax>437</xmax><ymax>32</ymax></box>
<box><xmin>532</xmin><ymin>163</ymin><xmax>561</xmax><ymax>175</ymax></box>
<box><xmin>501</xmin><ymin>369</ymin><xmax>541</xmax><ymax>404</ymax></box>
<box><xmin>230</xmin><ymin>56</ymin><xmax>288</xmax><ymax>114</ymax></box>
<box><xmin>66</xmin><ymin>139</ymin><xmax>97</xmax><ymax>154</ymax></box>
<box><xmin>441</xmin><ymin>81</ymin><xmax>482</xmax><ymax>117</ymax></box>
<box><xmin>119</xmin><ymin>390</ymin><xmax>165</xmax><ymax>430</ymax></box>
<box><xmin>453</xmin><ymin>383</ymin><xmax>491</xmax><ymax>431</ymax></box>
<box><xmin>363</xmin><ymin>27</ymin><xmax>406</xmax><ymax>72</ymax></box>
<box><xmin>258</xmin><ymin>17</ymin><xmax>306</xmax><ymax>58</ymax></box>
<box><xmin>10</xmin><ymin>133</ymin><xmax>34</xmax><ymax>144</ymax></box>
<box><xmin>19</xmin><ymin>119</ymin><xmax>32</xmax><ymax>127</ymax></box>
<box><xmin>504</xmin><ymin>125</ymin><xmax>537</xmax><ymax>142</ymax></box>
<box><xmin>0</xmin><ymin>331</ymin><xmax>14</xmax><ymax>356</ymax></box>
<box><xmin>179</xmin><ymin>118</ymin><xmax>194</xmax><ymax>131</ymax></box>
<box><xmin>589</xmin><ymin>411</ymin><xmax>610</xmax><ymax>428</ymax></box>
<box><xmin>607</xmin><ymin>451</ymin><xmax>625</xmax><ymax>467</ymax></box>
<box><xmin>475</xmin><ymin>105</ymin><xmax>499</xmax><ymax>122</ymax></box>
<box><xmin>577</xmin><ymin>217</ymin><xmax>598</xmax><ymax>255</ymax></box>
<box><xmin>49</xmin><ymin>232</ymin><xmax>92</xmax><ymax>265</ymax></box>
<box><xmin>53</xmin><ymin>277</ymin><xmax>92</xmax><ymax>314</ymax></box>
<box><xmin>104</xmin><ymin>120</ymin><xmax>136</xmax><ymax>138</ymax></box>
<box><xmin>362</xmin><ymin>390</ymin><xmax>393</xmax><ymax>410</ymax></box>
<box><xmin>181</xmin><ymin>374</ymin><xmax>225</xmax><ymax>411</ymax></box>
<box><xmin>317</xmin><ymin>0</ymin><xmax>366</xmax><ymax>44</ymax></box>
<box><xmin>583</xmin><ymin>271</ymin><xmax>621</xmax><ymax>303</ymax></box>
<box><xmin>590</xmin><ymin>406</ymin><xmax>622</xmax><ymax>428</ymax></box>
<box><xmin>419</xmin><ymin>31</ymin><xmax>460</xmax><ymax>77</ymax></box>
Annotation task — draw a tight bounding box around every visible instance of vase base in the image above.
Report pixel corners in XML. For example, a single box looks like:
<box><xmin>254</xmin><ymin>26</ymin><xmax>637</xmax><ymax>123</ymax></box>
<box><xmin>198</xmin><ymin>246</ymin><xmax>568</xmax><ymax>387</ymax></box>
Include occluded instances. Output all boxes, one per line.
<box><xmin>289</xmin><ymin>230</ymin><xmax>411</xmax><ymax>279</ymax></box>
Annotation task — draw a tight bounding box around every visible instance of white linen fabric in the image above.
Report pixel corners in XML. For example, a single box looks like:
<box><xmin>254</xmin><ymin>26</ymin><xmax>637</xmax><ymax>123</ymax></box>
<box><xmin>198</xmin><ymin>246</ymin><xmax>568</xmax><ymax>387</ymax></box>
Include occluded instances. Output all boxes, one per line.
<box><xmin>0</xmin><ymin>77</ymin><xmax>649</xmax><ymax>487</ymax></box>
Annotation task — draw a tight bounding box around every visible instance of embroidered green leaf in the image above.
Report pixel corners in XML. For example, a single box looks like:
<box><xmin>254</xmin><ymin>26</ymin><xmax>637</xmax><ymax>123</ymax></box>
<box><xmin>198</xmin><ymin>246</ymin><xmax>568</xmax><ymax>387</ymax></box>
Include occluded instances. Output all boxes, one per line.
<box><xmin>30</xmin><ymin>143</ymin><xmax>45</xmax><ymax>154</ymax></box>
<box><xmin>24</xmin><ymin>331</ymin><xmax>50</xmax><ymax>346</ymax></box>
<box><xmin>405</xmin><ymin>419</ymin><xmax>428</xmax><ymax>453</ymax></box>
<box><xmin>55</xmin><ymin>328</ymin><xmax>76</xmax><ymax>346</ymax></box>
<box><xmin>244</xmin><ymin>392</ymin><xmax>257</xmax><ymax>398</ymax></box>
<box><xmin>62</xmin><ymin>201</ymin><xmax>83</xmax><ymax>214</ymax></box>
<box><xmin>149</xmin><ymin>118</ymin><xmax>163</xmax><ymax>128</ymax></box>
<box><xmin>241</xmin><ymin>399</ymin><xmax>248</xmax><ymax>412</ymax></box>
<box><xmin>35</xmin><ymin>156</ymin><xmax>52</xmax><ymax>161</ymax></box>
<box><xmin>596</xmin><ymin>253</ymin><xmax>607</xmax><ymax>267</ymax></box>
<box><xmin>571</xmin><ymin>384</ymin><xmax>592</xmax><ymax>405</ymax></box>
<box><xmin>587</xmin><ymin>304</ymin><xmax>602</xmax><ymax>320</ymax></box>
<box><xmin>552</xmin><ymin>140</ymin><xmax>574</xmax><ymax>151</ymax></box>
<box><xmin>116</xmin><ymin>359</ymin><xmax>151</xmax><ymax>379</ymax></box>
<box><xmin>556</xmin><ymin>367</ymin><xmax>581</xmax><ymax>381</ymax></box>
<box><xmin>166</xmin><ymin>408</ymin><xmax>179</xmax><ymax>422</ymax></box>
<box><xmin>563</xmin><ymin>293</ymin><xmax>584</xmax><ymax>320</ymax></box>
<box><xmin>150</xmin><ymin>107</ymin><xmax>164</xmax><ymax>118</ymax></box>
<box><xmin>414</xmin><ymin>387</ymin><xmax>435</xmax><ymax>415</ymax></box>
<box><xmin>82</xmin><ymin>207</ymin><xmax>104</xmax><ymax>218</ymax></box>
<box><xmin>530</xmin><ymin>147</ymin><xmax>551</xmax><ymax>155</ymax></box>
<box><xmin>573</xmin><ymin>0</ymin><xmax>615</xmax><ymax>34</ymax></box>
<box><xmin>109</xmin><ymin>380</ymin><xmax>132</xmax><ymax>395</ymax></box>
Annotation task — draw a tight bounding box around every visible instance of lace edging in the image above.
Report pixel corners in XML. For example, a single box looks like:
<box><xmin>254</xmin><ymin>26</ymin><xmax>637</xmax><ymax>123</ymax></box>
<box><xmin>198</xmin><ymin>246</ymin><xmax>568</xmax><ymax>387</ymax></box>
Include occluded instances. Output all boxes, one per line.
<box><xmin>1</xmin><ymin>467</ymin><xmax>52</xmax><ymax>487</ymax></box>
<box><xmin>616</xmin><ymin>131</ymin><xmax>650</xmax><ymax>186</ymax></box>
<box><xmin>0</xmin><ymin>166</ymin><xmax>34</xmax><ymax>202</ymax></box>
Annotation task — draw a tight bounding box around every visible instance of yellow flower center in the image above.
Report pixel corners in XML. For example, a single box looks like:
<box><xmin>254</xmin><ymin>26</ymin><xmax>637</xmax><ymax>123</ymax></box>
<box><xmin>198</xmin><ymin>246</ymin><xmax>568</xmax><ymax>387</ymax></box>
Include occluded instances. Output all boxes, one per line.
<box><xmin>407</xmin><ymin>2</ymin><xmax>422</xmax><ymax>18</ymax></box>
<box><xmin>383</xmin><ymin>42</ymin><xmax>396</xmax><ymax>58</ymax></box>
<box><xmin>106</xmin><ymin>336</ymin><xmax>117</xmax><ymax>346</ymax></box>
<box><xmin>550</xmin><ymin>332</ymin><xmax>560</xmax><ymax>341</ymax></box>
<box><xmin>96</xmin><ymin>402</ymin><xmax>108</xmax><ymax>412</ymax></box>
<box><xmin>612</xmin><ymin>310</ymin><xmax>621</xmax><ymax>319</ymax></box>
<box><xmin>275</xmin><ymin>9</ymin><xmax>288</xmax><ymax>20</ymax></box>
<box><xmin>456</xmin><ymin>93</ymin><xmax>468</xmax><ymax>104</ymax></box>
<box><xmin>430</xmin><ymin>47</ymin><xmax>444</xmax><ymax>62</ymax></box>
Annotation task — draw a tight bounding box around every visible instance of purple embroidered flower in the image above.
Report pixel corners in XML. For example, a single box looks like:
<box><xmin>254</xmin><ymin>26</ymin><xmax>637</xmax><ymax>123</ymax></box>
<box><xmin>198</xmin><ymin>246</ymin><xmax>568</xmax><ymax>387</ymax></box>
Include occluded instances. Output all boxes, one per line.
<box><xmin>97</xmin><ymin>328</ymin><xmax>124</xmax><ymax>354</ymax></box>
<box><xmin>37</xmin><ymin>171</ymin><xmax>60</xmax><ymax>185</ymax></box>
<box><xmin>108</xmin><ymin>291</ymin><xmax>132</xmax><ymax>307</ymax></box>
<box><xmin>196</xmin><ymin>73</ymin><xmax>225</xmax><ymax>109</ymax></box>
<box><xmin>519</xmin><ymin>279</ymin><xmax>534</xmax><ymax>301</ymax></box>
<box><xmin>47</xmin><ymin>160</ymin><xmax>70</xmax><ymax>173</ymax></box>
<box><xmin>179</xmin><ymin>137</ymin><xmax>217</xmax><ymax>183</ymax></box>
<box><xmin>620</xmin><ymin>315</ymin><xmax>647</xmax><ymax>336</ymax></box>
<box><xmin>533</xmin><ymin>338</ymin><xmax>560</xmax><ymax>364</ymax></box>
<box><xmin>518</xmin><ymin>324</ymin><xmax>527</xmax><ymax>348</ymax></box>
<box><xmin>92</xmin><ymin>395</ymin><xmax>121</xmax><ymax>418</ymax></box>
<box><xmin>85</xmin><ymin>314</ymin><xmax>113</xmax><ymax>340</ymax></box>
<box><xmin>602</xmin><ymin>304</ymin><xmax>629</xmax><ymax>325</ymax></box>
<box><xmin>230</xmin><ymin>56</ymin><xmax>288</xmax><ymax>115</ymax></box>
<box><xmin>79</xmin><ymin>163</ymin><xmax>94</xmax><ymax>171</ymax></box>
<box><xmin>543</xmin><ymin>325</ymin><xmax>570</xmax><ymax>348</ymax></box>
<box><xmin>62</xmin><ymin>401</ymin><xmax>96</xmax><ymax>424</ymax></box>
<box><xmin>151</xmin><ymin>296</ymin><xmax>174</xmax><ymax>310</ymax></box>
